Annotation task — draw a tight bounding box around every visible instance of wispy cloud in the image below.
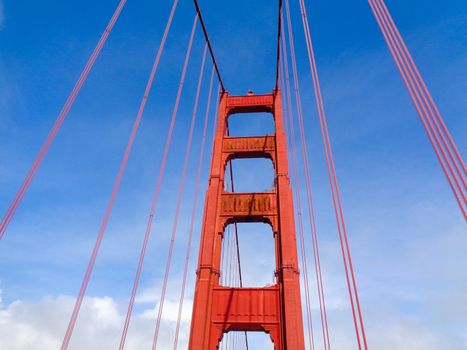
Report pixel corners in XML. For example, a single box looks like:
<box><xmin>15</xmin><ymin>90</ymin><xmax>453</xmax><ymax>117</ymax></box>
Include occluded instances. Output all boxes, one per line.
<box><xmin>0</xmin><ymin>290</ymin><xmax>194</xmax><ymax>350</ymax></box>
<box><xmin>1</xmin><ymin>287</ymin><xmax>464</xmax><ymax>350</ymax></box>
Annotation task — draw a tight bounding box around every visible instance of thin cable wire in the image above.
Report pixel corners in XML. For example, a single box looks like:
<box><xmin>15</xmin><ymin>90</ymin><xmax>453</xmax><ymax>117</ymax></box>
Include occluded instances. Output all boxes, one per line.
<box><xmin>293</xmin><ymin>0</ymin><xmax>368</xmax><ymax>347</ymax></box>
<box><xmin>280</xmin><ymin>36</ymin><xmax>315</xmax><ymax>350</ymax></box>
<box><xmin>226</xmin><ymin>161</ymin><xmax>244</xmax><ymax>287</ymax></box>
<box><xmin>227</xmin><ymin>161</ymin><xmax>249</xmax><ymax>349</ymax></box>
<box><xmin>228</xmin><ymin>229</ymin><xmax>235</xmax><ymax>349</ymax></box>
<box><xmin>60</xmin><ymin>2</ymin><xmax>179</xmax><ymax>348</ymax></box>
<box><xmin>115</xmin><ymin>3</ymin><xmax>183</xmax><ymax>348</ymax></box>
<box><xmin>151</xmin><ymin>15</ymin><xmax>200</xmax><ymax>350</ymax></box>
<box><xmin>368</xmin><ymin>0</ymin><xmax>466</xmax><ymax>218</ymax></box>
<box><xmin>225</xmin><ymin>161</ymin><xmax>244</xmax><ymax>286</ymax></box>
<box><xmin>282</xmin><ymin>13</ymin><xmax>331</xmax><ymax>350</ymax></box>
<box><xmin>282</xmin><ymin>7</ymin><xmax>331</xmax><ymax>348</ymax></box>
<box><xmin>370</xmin><ymin>0</ymin><xmax>466</xmax><ymax>195</ymax></box>
<box><xmin>372</xmin><ymin>0</ymin><xmax>466</xmax><ymax>181</ymax></box>
<box><xmin>225</xmin><ymin>122</ymin><xmax>250</xmax><ymax>350</ymax></box>
<box><xmin>223</xmin><ymin>222</ymin><xmax>231</xmax><ymax>287</ymax></box>
<box><xmin>0</xmin><ymin>0</ymin><xmax>127</xmax><ymax>240</ymax></box>
<box><xmin>172</xmin><ymin>54</ymin><xmax>215</xmax><ymax>350</ymax></box>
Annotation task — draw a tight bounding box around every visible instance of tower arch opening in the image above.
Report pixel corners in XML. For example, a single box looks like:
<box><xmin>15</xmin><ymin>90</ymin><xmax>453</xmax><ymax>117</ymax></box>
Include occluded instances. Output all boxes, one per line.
<box><xmin>220</xmin><ymin>222</ymin><xmax>276</xmax><ymax>288</ymax></box>
<box><xmin>224</xmin><ymin>158</ymin><xmax>275</xmax><ymax>193</ymax></box>
<box><xmin>218</xmin><ymin>331</ymin><xmax>275</xmax><ymax>350</ymax></box>
<box><xmin>227</xmin><ymin>112</ymin><xmax>275</xmax><ymax>137</ymax></box>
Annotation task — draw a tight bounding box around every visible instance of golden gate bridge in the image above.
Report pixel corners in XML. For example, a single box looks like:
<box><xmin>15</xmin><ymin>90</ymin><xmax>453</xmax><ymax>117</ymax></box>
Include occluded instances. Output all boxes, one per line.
<box><xmin>0</xmin><ymin>0</ymin><xmax>465</xmax><ymax>349</ymax></box>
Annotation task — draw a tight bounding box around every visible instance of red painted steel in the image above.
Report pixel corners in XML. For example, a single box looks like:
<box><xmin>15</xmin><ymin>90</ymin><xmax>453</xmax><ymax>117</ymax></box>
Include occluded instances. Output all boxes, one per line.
<box><xmin>188</xmin><ymin>91</ymin><xmax>305</xmax><ymax>349</ymax></box>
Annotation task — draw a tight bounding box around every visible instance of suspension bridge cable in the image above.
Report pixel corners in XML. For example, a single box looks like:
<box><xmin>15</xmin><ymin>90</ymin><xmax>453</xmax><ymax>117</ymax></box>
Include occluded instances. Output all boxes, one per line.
<box><xmin>282</xmin><ymin>15</ymin><xmax>331</xmax><ymax>350</ymax></box>
<box><xmin>173</xmin><ymin>63</ymin><xmax>216</xmax><ymax>350</ymax></box>
<box><xmin>281</xmin><ymin>13</ymin><xmax>331</xmax><ymax>350</ymax></box>
<box><xmin>151</xmin><ymin>15</ymin><xmax>201</xmax><ymax>349</ymax></box>
<box><xmin>292</xmin><ymin>0</ymin><xmax>368</xmax><ymax>347</ymax></box>
<box><xmin>221</xmin><ymin>212</ymin><xmax>235</xmax><ymax>349</ymax></box>
<box><xmin>223</xmin><ymin>220</ymin><xmax>231</xmax><ymax>287</ymax></box>
<box><xmin>225</xmin><ymin>118</ymin><xmax>250</xmax><ymax>349</ymax></box>
<box><xmin>60</xmin><ymin>2</ymin><xmax>179</xmax><ymax>348</ymax></box>
<box><xmin>0</xmin><ymin>0</ymin><xmax>127</xmax><ymax>240</ymax></box>
<box><xmin>370</xmin><ymin>0</ymin><xmax>466</xmax><ymax>197</ymax></box>
<box><xmin>274</xmin><ymin>0</ymin><xmax>284</xmax><ymax>91</ymax></box>
<box><xmin>372</xmin><ymin>0</ymin><xmax>467</xmax><ymax>182</ymax></box>
<box><xmin>368</xmin><ymin>0</ymin><xmax>466</xmax><ymax>218</ymax></box>
<box><xmin>225</xmin><ymin>148</ymin><xmax>250</xmax><ymax>350</ymax></box>
<box><xmin>223</xmin><ymin>99</ymin><xmax>250</xmax><ymax>348</ymax></box>
<box><xmin>229</xmin><ymin>227</ymin><xmax>235</xmax><ymax>349</ymax></box>
<box><xmin>226</xmin><ymin>160</ymin><xmax>244</xmax><ymax>288</ymax></box>
<box><xmin>114</xmin><ymin>3</ymin><xmax>183</xmax><ymax>348</ymax></box>
<box><xmin>193</xmin><ymin>0</ymin><xmax>226</xmax><ymax>92</ymax></box>
<box><xmin>280</xmin><ymin>41</ymin><xmax>315</xmax><ymax>350</ymax></box>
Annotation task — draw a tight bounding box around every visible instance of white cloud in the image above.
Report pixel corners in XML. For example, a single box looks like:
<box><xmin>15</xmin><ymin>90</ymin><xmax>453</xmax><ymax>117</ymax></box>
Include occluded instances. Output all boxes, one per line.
<box><xmin>0</xmin><ymin>291</ymin><xmax>193</xmax><ymax>350</ymax></box>
<box><xmin>1</xmin><ymin>290</ymin><xmax>465</xmax><ymax>350</ymax></box>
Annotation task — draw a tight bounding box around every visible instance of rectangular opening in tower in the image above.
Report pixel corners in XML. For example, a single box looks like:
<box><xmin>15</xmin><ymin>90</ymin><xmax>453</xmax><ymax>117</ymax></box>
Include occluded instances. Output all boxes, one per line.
<box><xmin>228</xmin><ymin>112</ymin><xmax>275</xmax><ymax>137</ymax></box>
<box><xmin>220</xmin><ymin>222</ymin><xmax>276</xmax><ymax>288</ymax></box>
<box><xmin>225</xmin><ymin>158</ymin><xmax>275</xmax><ymax>193</ymax></box>
<box><xmin>218</xmin><ymin>331</ymin><xmax>275</xmax><ymax>350</ymax></box>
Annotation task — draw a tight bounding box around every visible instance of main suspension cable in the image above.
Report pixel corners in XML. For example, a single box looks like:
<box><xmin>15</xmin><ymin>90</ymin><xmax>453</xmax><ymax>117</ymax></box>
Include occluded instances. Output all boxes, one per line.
<box><xmin>60</xmin><ymin>1</ymin><xmax>178</xmax><ymax>348</ymax></box>
<box><xmin>193</xmin><ymin>0</ymin><xmax>226</xmax><ymax>92</ymax></box>
<box><xmin>0</xmin><ymin>0</ymin><xmax>127</xmax><ymax>240</ymax></box>
<box><xmin>274</xmin><ymin>0</ymin><xmax>284</xmax><ymax>90</ymax></box>
<box><xmin>173</xmin><ymin>63</ymin><xmax>216</xmax><ymax>350</ymax></box>
<box><xmin>292</xmin><ymin>0</ymin><xmax>368</xmax><ymax>347</ymax></box>
<box><xmin>151</xmin><ymin>15</ymin><xmax>200</xmax><ymax>349</ymax></box>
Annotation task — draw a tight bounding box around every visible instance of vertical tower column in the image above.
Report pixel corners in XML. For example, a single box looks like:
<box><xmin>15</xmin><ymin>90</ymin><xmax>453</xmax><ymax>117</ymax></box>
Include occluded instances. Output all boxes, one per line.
<box><xmin>189</xmin><ymin>91</ymin><xmax>305</xmax><ymax>349</ymax></box>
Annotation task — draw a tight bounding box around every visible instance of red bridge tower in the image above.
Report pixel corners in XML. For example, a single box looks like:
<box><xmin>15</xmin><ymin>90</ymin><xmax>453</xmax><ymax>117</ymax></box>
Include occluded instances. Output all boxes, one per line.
<box><xmin>189</xmin><ymin>90</ymin><xmax>305</xmax><ymax>349</ymax></box>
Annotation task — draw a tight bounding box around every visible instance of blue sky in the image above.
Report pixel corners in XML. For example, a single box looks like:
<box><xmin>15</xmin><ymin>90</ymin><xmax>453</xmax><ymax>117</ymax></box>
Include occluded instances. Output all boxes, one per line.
<box><xmin>0</xmin><ymin>0</ymin><xmax>466</xmax><ymax>349</ymax></box>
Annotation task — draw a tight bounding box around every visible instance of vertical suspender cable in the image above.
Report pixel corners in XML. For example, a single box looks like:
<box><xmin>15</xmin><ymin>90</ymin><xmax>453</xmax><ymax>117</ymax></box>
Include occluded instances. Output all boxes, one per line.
<box><xmin>282</xmin><ymin>12</ymin><xmax>331</xmax><ymax>350</ymax></box>
<box><xmin>0</xmin><ymin>0</ymin><xmax>127</xmax><ymax>240</ymax></box>
<box><xmin>227</xmin><ymin>154</ymin><xmax>249</xmax><ymax>349</ymax></box>
<box><xmin>116</xmin><ymin>2</ymin><xmax>182</xmax><ymax>348</ymax></box>
<box><xmin>293</xmin><ymin>0</ymin><xmax>368</xmax><ymax>348</ymax></box>
<box><xmin>173</xmin><ymin>64</ymin><xmax>215</xmax><ymax>350</ymax></box>
<box><xmin>226</xmin><ymin>122</ymin><xmax>250</xmax><ymax>350</ymax></box>
<box><xmin>60</xmin><ymin>2</ymin><xmax>178</xmax><ymax>348</ymax></box>
<box><xmin>368</xmin><ymin>0</ymin><xmax>466</xmax><ymax>218</ymax></box>
<box><xmin>221</xmin><ymin>224</ymin><xmax>232</xmax><ymax>349</ymax></box>
<box><xmin>224</xmin><ymin>223</ymin><xmax>231</xmax><ymax>286</ymax></box>
<box><xmin>370</xmin><ymin>0</ymin><xmax>466</xmax><ymax>201</ymax></box>
<box><xmin>151</xmin><ymin>15</ymin><xmax>200</xmax><ymax>349</ymax></box>
<box><xmin>372</xmin><ymin>0</ymin><xmax>467</xmax><ymax>182</ymax></box>
<box><xmin>280</xmin><ymin>38</ymin><xmax>315</xmax><ymax>350</ymax></box>
<box><xmin>227</xmin><ymin>162</ymin><xmax>244</xmax><ymax>288</ymax></box>
<box><xmin>229</xmin><ymin>228</ymin><xmax>235</xmax><ymax>349</ymax></box>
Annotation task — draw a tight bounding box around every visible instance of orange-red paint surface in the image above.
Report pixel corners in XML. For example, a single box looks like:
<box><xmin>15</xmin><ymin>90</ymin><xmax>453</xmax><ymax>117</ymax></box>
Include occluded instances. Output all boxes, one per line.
<box><xmin>189</xmin><ymin>91</ymin><xmax>305</xmax><ymax>349</ymax></box>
